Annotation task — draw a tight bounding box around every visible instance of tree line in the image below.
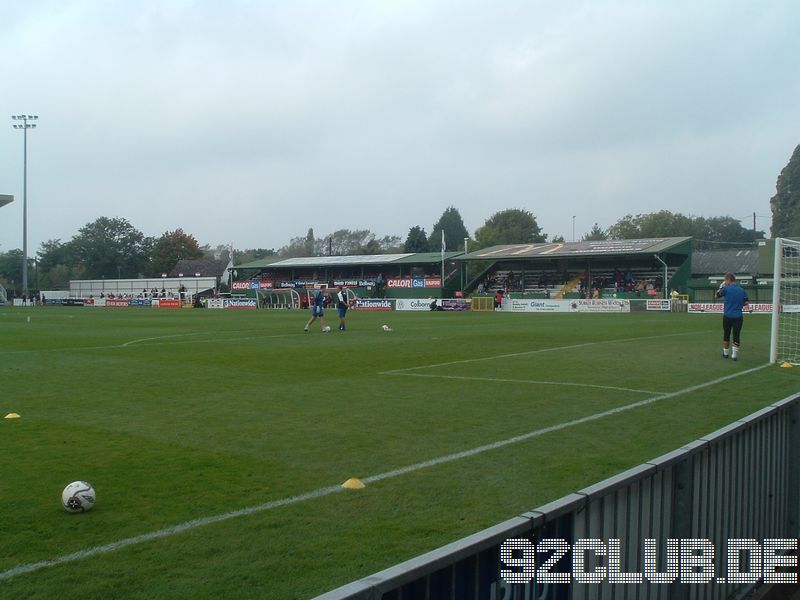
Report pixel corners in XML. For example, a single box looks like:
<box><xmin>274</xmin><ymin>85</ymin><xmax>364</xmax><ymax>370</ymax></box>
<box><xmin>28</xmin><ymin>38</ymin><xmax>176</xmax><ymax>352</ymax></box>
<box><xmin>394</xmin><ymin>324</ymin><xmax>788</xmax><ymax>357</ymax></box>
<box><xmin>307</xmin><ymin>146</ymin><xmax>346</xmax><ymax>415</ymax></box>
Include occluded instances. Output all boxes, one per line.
<box><xmin>1</xmin><ymin>143</ymin><xmax>798</xmax><ymax>292</ymax></box>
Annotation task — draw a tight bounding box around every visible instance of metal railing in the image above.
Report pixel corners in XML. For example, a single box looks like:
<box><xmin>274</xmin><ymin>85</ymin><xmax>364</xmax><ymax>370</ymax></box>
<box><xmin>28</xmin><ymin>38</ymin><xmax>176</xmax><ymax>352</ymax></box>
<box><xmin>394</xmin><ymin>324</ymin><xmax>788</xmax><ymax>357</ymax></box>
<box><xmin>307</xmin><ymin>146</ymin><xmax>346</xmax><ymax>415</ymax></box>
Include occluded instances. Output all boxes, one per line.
<box><xmin>316</xmin><ymin>393</ymin><xmax>800</xmax><ymax>600</ymax></box>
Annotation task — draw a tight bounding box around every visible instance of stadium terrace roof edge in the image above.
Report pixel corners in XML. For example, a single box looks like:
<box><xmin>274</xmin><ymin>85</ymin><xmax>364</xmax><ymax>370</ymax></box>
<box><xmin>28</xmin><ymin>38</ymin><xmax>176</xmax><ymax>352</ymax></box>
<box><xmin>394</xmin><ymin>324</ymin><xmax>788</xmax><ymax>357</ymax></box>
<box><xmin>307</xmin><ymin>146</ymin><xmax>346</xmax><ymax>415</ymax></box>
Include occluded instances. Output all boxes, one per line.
<box><xmin>235</xmin><ymin>251</ymin><xmax>464</xmax><ymax>270</ymax></box>
<box><xmin>458</xmin><ymin>237</ymin><xmax>692</xmax><ymax>261</ymax></box>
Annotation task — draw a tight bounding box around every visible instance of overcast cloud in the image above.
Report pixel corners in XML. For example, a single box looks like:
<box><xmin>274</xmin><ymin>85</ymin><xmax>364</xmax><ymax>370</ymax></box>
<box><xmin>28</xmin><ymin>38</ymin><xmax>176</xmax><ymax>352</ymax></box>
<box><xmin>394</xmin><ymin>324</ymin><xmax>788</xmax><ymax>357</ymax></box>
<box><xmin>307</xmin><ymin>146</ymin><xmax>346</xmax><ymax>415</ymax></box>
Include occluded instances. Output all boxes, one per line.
<box><xmin>1</xmin><ymin>0</ymin><xmax>798</xmax><ymax>254</ymax></box>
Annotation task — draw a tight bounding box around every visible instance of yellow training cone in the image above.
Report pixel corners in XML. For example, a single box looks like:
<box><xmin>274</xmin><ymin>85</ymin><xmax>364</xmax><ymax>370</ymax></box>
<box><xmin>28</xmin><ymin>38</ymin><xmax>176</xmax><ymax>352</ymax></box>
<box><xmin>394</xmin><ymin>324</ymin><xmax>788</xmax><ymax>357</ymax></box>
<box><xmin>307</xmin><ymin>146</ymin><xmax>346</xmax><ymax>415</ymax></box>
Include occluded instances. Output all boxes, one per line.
<box><xmin>341</xmin><ymin>478</ymin><xmax>365</xmax><ymax>490</ymax></box>
<box><xmin>781</xmin><ymin>362</ymin><xmax>794</xmax><ymax>368</ymax></box>
<box><xmin>4</xmin><ymin>413</ymin><xmax>20</xmax><ymax>419</ymax></box>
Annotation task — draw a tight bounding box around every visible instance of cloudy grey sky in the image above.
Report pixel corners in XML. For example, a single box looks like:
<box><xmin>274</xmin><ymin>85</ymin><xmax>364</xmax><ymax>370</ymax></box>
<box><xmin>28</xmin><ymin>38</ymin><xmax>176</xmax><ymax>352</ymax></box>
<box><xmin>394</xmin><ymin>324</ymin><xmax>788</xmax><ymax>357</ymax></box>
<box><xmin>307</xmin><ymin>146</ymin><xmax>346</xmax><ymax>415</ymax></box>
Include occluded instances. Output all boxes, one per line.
<box><xmin>1</xmin><ymin>0</ymin><xmax>798</xmax><ymax>254</ymax></box>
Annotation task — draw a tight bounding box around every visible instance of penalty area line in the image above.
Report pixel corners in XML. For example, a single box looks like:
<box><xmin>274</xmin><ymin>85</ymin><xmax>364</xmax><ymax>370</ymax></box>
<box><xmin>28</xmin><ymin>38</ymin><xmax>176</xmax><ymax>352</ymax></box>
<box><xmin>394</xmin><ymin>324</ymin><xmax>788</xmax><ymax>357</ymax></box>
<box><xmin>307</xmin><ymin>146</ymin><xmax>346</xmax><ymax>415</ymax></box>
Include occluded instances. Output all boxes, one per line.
<box><xmin>382</xmin><ymin>372</ymin><xmax>662</xmax><ymax>395</ymax></box>
<box><xmin>364</xmin><ymin>364</ymin><xmax>769</xmax><ymax>484</ymax></box>
<box><xmin>0</xmin><ymin>363</ymin><xmax>769</xmax><ymax>583</ymax></box>
<box><xmin>380</xmin><ymin>330</ymin><xmax>700</xmax><ymax>374</ymax></box>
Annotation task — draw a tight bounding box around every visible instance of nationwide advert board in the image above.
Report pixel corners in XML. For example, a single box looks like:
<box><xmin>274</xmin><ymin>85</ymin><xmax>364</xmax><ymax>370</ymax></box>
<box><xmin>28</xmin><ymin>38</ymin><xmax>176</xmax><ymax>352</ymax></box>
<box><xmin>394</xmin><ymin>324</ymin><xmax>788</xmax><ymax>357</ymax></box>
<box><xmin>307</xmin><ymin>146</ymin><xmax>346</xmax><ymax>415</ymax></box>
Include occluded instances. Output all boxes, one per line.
<box><xmin>354</xmin><ymin>299</ymin><xmax>394</xmax><ymax>311</ymax></box>
<box><xmin>224</xmin><ymin>298</ymin><xmax>258</xmax><ymax>309</ymax></box>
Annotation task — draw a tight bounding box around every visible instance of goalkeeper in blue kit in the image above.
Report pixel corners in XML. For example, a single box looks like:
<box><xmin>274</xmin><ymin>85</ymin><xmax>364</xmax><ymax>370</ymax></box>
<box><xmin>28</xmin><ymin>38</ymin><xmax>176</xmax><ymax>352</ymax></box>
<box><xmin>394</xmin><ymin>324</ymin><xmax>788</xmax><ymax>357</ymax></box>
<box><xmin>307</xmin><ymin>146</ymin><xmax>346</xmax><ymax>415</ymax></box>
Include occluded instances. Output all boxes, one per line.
<box><xmin>715</xmin><ymin>273</ymin><xmax>750</xmax><ymax>361</ymax></box>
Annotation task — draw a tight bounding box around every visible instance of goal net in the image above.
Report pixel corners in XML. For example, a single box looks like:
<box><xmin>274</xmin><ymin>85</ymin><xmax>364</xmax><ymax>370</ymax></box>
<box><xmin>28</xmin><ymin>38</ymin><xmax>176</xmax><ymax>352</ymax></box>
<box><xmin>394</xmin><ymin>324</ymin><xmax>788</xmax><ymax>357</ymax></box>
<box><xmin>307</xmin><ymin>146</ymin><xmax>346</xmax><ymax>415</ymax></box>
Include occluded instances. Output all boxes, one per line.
<box><xmin>770</xmin><ymin>238</ymin><xmax>800</xmax><ymax>364</ymax></box>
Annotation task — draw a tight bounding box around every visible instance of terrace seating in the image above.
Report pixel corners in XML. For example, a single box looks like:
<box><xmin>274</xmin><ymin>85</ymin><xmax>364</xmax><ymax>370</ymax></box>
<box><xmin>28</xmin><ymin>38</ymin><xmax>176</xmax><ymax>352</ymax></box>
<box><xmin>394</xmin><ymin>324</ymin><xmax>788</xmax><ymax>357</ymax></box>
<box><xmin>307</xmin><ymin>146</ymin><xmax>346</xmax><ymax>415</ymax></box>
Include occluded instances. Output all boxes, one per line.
<box><xmin>477</xmin><ymin>265</ymin><xmax>678</xmax><ymax>297</ymax></box>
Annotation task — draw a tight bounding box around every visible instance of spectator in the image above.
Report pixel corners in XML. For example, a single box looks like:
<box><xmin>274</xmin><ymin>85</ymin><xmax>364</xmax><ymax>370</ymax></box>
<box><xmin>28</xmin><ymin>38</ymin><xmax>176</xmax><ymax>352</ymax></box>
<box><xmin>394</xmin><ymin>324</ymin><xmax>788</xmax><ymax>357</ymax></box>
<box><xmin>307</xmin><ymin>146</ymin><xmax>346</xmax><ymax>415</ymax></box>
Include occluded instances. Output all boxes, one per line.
<box><xmin>494</xmin><ymin>290</ymin><xmax>504</xmax><ymax>310</ymax></box>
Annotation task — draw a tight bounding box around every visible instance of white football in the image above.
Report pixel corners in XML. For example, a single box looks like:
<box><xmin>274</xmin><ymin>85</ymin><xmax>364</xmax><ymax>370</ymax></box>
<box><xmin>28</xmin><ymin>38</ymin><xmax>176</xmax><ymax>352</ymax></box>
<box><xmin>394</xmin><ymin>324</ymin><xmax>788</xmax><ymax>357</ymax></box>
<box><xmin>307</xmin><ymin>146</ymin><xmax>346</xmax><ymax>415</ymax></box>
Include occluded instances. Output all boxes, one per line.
<box><xmin>382</xmin><ymin>324</ymin><xmax>392</xmax><ymax>331</ymax></box>
<box><xmin>62</xmin><ymin>481</ymin><xmax>96</xmax><ymax>513</ymax></box>
<box><xmin>322</xmin><ymin>325</ymin><xmax>331</xmax><ymax>332</ymax></box>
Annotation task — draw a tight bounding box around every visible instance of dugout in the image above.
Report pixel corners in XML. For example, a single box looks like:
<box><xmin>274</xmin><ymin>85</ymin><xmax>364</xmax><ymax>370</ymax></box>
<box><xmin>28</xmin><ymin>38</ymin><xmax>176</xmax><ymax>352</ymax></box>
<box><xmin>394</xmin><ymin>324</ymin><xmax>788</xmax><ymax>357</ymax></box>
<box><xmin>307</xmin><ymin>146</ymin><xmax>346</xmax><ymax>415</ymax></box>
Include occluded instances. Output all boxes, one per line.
<box><xmin>233</xmin><ymin>251</ymin><xmax>464</xmax><ymax>300</ymax></box>
<box><xmin>458</xmin><ymin>237</ymin><xmax>693</xmax><ymax>299</ymax></box>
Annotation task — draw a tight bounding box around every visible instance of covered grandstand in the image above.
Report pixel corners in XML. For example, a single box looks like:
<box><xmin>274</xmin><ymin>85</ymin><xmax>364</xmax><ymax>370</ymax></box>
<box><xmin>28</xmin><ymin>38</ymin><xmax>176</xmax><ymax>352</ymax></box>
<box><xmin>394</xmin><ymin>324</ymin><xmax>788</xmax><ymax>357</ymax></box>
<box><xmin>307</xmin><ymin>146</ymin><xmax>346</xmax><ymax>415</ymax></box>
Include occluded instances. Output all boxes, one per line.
<box><xmin>233</xmin><ymin>251</ymin><xmax>464</xmax><ymax>300</ymax></box>
<box><xmin>458</xmin><ymin>237</ymin><xmax>693</xmax><ymax>299</ymax></box>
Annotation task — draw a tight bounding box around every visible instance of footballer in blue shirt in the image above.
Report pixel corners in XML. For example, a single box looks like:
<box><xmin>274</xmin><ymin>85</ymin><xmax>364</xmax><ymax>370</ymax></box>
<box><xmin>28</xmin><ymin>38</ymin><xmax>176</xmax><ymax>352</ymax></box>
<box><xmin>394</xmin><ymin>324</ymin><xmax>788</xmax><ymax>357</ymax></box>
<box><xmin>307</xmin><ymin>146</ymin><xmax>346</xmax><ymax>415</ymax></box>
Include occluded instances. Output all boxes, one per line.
<box><xmin>304</xmin><ymin>289</ymin><xmax>330</xmax><ymax>332</ymax></box>
<box><xmin>715</xmin><ymin>272</ymin><xmax>750</xmax><ymax>361</ymax></box>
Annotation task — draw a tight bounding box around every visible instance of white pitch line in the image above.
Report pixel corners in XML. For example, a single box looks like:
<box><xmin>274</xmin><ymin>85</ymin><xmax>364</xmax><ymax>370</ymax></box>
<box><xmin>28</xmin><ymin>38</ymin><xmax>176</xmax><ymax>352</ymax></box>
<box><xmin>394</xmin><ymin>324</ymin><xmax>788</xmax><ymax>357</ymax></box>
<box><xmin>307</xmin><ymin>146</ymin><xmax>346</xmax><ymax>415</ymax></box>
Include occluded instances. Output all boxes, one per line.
<box><xmin>0</xmin><ymin>333</ymin><xmax>296</xmax><ymax>355</ymax></box>
<box><xmin>384</xmin><ymin>372</ymin><xmax>662</xmax><ymax>395</ymax></box>
<box><xmin>380</xmin><ymin>330</ymin><xmax>698</xmax><ymax>374</ymax></box>
<box><xmin>364</xmin><ymin>364</ymin><xmax>769</xmax><ymax>483</ymax></box>
<box><xmin>0</xmin><ymin>363</ymin><xmax>769</xmax><ymax>583</ymax></box>
<box><xmin>121</xmin><ymin>332</ymin><xmax>205</xmax><ymax>347</ymax></box>
<box><xmin>0</xmin><ymin>485</ymin><xmax>344</xmax><ymax>581</ymax></box>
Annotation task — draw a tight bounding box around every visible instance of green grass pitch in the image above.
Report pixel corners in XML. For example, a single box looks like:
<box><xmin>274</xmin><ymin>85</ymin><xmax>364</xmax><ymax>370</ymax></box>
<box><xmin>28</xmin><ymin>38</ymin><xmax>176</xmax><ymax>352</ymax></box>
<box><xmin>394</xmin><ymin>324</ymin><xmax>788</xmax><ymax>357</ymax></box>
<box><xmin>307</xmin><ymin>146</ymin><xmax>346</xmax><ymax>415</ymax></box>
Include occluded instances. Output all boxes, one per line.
<box><xmin>1</xmin><ymin>306</ymin><xmax>798</xmax><ymax>598</ymax></box>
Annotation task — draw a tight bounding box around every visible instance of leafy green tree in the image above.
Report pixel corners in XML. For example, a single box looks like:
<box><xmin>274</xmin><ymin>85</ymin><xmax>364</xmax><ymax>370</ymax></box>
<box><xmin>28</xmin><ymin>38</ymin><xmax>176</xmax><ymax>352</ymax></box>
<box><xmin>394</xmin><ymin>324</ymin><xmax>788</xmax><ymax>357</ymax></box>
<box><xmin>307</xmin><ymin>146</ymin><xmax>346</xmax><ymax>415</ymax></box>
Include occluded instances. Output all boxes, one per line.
<box><xmin>202</xmin><ymin>244</ymin><xmax>233</xmax><ymax>262</ymax></box>
<box><xmin>304</xmin><ymin>228</ymin><xmax>316</xmax><ymax>256</ymax></box>
<box><xmin>278</xmin><ymin>229</ymin><xmax>400</xmax><ymax>257</ymax></box>
<box><xmin>403</xmin><ymin>226</ymin><xmax>429</xmax><ymax>253</ymax></box>
<box><xmin>278</xmin><ymin>235</ymin><xmax>313</xmax><ymax>258</ymax></box>
<box><xmin>699</xmin><ymin>216</ymin><xmax>763</xmax><ymax>246</ymax></box>
<box><xmin>236</xmin><ymin>248</ymin><xmax>276</xmax><ymax>264</ymax></box>
<box><xmin>314</xmin><ymin>229</ymin><xmax>399</xmax><ymax>255</ymax></box>
<box><xmin>70</xmin><ymin>217</ymin><xmax>153</xmax><ymax>279</ymax></box>
<box><xmin>608</xmin><ymin>211</ymin><xmax>692</xmax><ymax>239</ymax></box>
<box><xmin>359</xmin><ymin>235</ymin><xmax>402</xmax><ymax>255</ymax></box>
<box><xmin>474</xmin><ymin>208</ymin><xmax>545</xmax><ymax>249</ymax></box>
<box><xmin>37</xmin><ymin>239</ymin><xmax>74</xmax><ymax>288</ymax></box>
<box><xmin>42</xmin><ymin>264</ymin><xmax>71</xmax><ymax>289</ymax></box>
<box><xmin>606</xmin><ymin>217</ymin><xmax>641</xmax><ymax>240</ymax></box>
<box><xmin>770</xmin><ymin>144</ymin><xmax>800</xmax><ymax>237</ymax></box>
<box><xmin>429</xmin><ymin>206</ymin><xmax>469</xmax><ymax>252</ymax></box>
<box><xmin>0</xmin><ymin>248</ymin><xmax>23</xmax><ymax>288</ymax></box>
<box><xmin>583</xmin><ymin>223</ymin><xmax>608</xmax><ymax>241</ymax></box>
<box><xmin>148</xmin><ymin>229</ymin><xmax>204</xmax><ymax>276</ymax></box>
<box><xmin>608</xmin><ymin>211</ymin><xmax>763</xmax><ymax>247</ymax></box>
<box><xmin>550</xmin><ymin>235</ymin><xmax>566</xmax><ymax>243</ymax></box>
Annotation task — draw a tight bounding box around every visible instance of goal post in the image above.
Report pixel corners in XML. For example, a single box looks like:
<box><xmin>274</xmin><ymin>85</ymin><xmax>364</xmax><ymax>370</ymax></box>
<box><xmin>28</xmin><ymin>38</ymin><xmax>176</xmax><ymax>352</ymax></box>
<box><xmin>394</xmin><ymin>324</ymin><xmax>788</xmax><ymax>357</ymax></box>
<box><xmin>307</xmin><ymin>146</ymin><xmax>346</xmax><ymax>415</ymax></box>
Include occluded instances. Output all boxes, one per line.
<box><xmin>770</xmin><ymin>238</ymin><xmax>800</xmax><ymax>365</ymax></box>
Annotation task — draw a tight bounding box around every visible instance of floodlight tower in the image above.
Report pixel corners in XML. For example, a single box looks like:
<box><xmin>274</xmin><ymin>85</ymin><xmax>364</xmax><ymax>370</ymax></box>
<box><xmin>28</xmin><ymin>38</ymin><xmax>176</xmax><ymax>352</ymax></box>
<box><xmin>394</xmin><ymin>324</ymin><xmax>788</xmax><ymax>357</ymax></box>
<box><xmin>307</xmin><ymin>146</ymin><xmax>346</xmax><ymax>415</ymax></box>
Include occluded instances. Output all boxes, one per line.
<box><xmin>11</xmin><ymin>114</ymin><xmax>38</xmax><ymax>295</ymax></box>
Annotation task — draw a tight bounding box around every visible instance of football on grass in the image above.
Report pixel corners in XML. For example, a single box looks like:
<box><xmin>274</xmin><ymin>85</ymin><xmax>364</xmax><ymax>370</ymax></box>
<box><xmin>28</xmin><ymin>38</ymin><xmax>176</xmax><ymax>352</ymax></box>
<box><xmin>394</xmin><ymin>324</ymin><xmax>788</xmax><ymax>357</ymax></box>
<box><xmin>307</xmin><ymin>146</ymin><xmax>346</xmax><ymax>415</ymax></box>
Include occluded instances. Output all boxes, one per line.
<box><xmin>62</xmin><ymin>481</ymin><xmax>96</xmax><ymax>513</ymax></box>
<box><xmin>322</xmin><ymin>325</ymin><xmax>331</xmax><ymax>332</ymax></box>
